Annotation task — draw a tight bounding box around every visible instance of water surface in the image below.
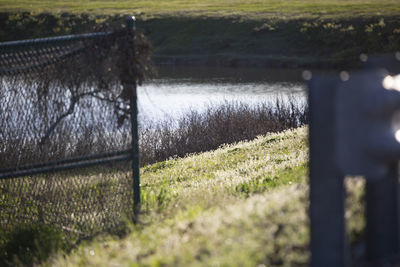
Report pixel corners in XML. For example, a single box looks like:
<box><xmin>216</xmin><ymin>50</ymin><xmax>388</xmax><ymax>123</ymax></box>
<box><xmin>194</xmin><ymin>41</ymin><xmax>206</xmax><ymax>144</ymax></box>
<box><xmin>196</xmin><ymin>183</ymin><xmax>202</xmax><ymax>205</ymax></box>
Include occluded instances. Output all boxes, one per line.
<box><xmin>138</xmin><ymin>66</ymin><xmax>307</xmax><ymax>122</ymax></box>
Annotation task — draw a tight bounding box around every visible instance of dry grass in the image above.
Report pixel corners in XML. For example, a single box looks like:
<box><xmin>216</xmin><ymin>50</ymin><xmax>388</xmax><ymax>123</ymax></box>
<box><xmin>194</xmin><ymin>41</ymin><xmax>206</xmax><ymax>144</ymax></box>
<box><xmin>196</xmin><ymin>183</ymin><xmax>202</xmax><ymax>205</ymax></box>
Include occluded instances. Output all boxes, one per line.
<box><xmin>139</xmin><ymin>98</ymin><xmax>307</xmax><ymax>165</ymax></box>
<box><xmin>0</xmin><ymin>97</ymin><xmax>307</xmax><ymax>168</ymax></box>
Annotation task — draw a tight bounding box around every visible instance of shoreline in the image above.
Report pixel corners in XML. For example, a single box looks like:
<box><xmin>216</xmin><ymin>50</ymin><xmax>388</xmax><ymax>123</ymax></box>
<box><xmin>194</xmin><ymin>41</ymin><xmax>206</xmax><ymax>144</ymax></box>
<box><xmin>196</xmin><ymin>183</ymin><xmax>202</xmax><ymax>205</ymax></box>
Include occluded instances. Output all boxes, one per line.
<box><xmin>153</xmin><ymin>54</ymin><xmax>353</xmax><ymax>69</ymax></box>
<box><xmin>1</xmin><ymin>12</ymin><xmax>399</xmax><ymax>70</ymax></box>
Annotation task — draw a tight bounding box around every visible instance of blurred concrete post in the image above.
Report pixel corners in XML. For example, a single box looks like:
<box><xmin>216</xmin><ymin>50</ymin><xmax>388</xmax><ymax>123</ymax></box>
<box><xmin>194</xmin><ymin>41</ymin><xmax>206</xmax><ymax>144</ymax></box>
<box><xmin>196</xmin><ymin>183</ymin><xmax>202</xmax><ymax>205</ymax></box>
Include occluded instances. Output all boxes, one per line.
<box><xmin>366</xmin><ymin>164</ymin><xmax>399</xmax><ymax>262</ymax></box>
<box><xmin>335</xmin><ymin>68</ymin><xmax>400</xmax><ymax>263</ymax></box>
<box><xmin>309</xmin><ymin>76</ymin><xmax>350</xmax><ymax>267</ymax></box>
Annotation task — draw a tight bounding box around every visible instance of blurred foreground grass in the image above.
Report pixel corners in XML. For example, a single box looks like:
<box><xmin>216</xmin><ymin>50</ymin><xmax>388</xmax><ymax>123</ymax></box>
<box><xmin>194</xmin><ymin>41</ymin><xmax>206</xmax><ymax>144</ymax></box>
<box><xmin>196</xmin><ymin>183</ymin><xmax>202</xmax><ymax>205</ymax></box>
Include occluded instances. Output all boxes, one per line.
<box><xmin>39</xmin><ymin>127</ymin><xmax>365</xmax><ymax>266</ymax></box>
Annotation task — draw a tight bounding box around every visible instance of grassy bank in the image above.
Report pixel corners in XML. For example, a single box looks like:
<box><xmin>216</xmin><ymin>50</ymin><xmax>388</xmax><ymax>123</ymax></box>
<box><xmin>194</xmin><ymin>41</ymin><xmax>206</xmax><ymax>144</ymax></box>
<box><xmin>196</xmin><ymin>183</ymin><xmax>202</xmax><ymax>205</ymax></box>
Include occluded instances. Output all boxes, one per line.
<box><xmin>0</xmin><ymin>97</ymin><xmax>306</xmax><ymax>169</ymax></box>
<box><xmin>1</xmin><ymin>97</ymin><xmax>305</xmax><ymax>265</ymax></box>
<box><xmin>142</xmin><ymin>16</ymin><xmax>400</xmax><ymax>68</ymax></box>
<box><xmin>1</xmin><ymin>0</ymin><xmax>400</xmax><ymax>68</ymax></box>
<box><xmin>23</xmin><ymin>127</ymin><xmax>363</xmax><ymax>266</ymax></box>
<box><xmin>140</xmin><ymin>99</ymin><xmax>307</xmax><ymax>165</ymax></box>
<box><xmin>0</xmin><ymin>0</ymin><xmax>399</xmax><ymax>18</ymax></box>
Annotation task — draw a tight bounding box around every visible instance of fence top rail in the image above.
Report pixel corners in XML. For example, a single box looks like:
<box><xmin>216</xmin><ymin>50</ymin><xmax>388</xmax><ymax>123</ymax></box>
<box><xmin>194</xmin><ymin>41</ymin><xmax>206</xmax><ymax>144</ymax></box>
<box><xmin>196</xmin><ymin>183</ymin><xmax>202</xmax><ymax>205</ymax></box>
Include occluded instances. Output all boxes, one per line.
<box><xmin>0</xmin><ymin>31</ymin><xmax>116</xmax><ymax>50</ymax></box>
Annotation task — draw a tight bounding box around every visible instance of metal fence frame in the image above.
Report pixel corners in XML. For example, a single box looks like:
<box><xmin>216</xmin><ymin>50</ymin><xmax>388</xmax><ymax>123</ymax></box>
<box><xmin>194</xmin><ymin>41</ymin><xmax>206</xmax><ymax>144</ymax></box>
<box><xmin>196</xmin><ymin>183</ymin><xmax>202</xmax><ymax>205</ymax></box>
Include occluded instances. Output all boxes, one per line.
<box><xmin>0</xmin><ymin>16</ymin><xmax>140</xmax><ymax>215</ymax></box>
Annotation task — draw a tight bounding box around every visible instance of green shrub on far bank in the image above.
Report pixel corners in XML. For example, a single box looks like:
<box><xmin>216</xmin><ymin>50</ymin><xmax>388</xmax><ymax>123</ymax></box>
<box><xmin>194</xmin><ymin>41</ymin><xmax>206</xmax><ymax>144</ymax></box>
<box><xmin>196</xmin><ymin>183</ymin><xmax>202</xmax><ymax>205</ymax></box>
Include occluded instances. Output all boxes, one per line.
<box><xmin>295</xmin><ymin>17</ymin><xmax>400</xmax><ymax>62</ymax></box>
<box><xmin>0</xmin><ymin>12</ymin><xmax>92</xmax><ymax>41</ymax></box>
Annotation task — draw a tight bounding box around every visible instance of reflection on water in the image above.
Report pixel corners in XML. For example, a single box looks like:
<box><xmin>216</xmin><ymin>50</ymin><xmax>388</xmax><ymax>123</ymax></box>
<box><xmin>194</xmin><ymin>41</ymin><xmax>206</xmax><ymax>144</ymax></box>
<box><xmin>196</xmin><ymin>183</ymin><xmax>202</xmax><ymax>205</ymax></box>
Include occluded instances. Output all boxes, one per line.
<box><xmin>0</xmin><ymin>66</ymin><xmax>308</xmax><ymax>135</ymax></box>
<box><xmin>0</xmin><ymin>66</ymin><xmax>308</xmax><ymax>167</ymax></box>
<box><xmin>138</xmin><ymin>66</ymin><xmax>307</xmax><ymax>121</ymax></box>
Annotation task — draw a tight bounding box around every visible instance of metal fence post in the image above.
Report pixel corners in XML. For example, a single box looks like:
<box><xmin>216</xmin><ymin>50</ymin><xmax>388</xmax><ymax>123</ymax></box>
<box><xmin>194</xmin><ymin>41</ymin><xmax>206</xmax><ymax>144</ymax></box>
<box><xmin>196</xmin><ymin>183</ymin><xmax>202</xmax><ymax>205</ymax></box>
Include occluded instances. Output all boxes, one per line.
<box><xmin>126</xmin><ymin>16</ymin><xmax>141</xmax><ymax>216</ymax></box>
<box><xmin>309</xmin><ymin>76</ymin><xmax>350</xmax><ymax>267</ymax></box>
<box><xmin>0</xmin><ymin>16</ymin><xmax>145</xmax><ymax>236</ymax></box>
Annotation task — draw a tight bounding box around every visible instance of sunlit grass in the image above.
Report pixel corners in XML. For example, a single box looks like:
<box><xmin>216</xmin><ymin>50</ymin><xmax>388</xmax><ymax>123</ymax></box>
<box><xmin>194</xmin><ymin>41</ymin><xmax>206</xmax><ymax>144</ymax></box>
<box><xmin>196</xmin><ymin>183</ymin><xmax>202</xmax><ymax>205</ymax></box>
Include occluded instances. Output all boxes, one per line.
<box><xmin>1</xmin><ymin>2</ymin><xmax>399</xmax><ymax>68</ymax></box>
<box><xmin>0</xmin><ymin>0</ymin><xmax>399</xmax><ymax>19</ymax></box>
<box><xmin>140</xmin><ymin>127</ymin><xmax>308</xmax><ymax>217</ymax></box>
<box><xmin>42</xmin><ymin>127</ymin><xmax>365</xmax><ymax>266</ymax></box>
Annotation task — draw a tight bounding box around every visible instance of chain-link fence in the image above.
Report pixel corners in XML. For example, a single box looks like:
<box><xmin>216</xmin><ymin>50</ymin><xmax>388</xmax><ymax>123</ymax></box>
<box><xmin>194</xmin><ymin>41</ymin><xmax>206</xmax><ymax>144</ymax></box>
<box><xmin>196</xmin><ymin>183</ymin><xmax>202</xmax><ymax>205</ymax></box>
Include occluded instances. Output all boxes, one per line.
<box><xmin>0</xmin><ymin>16</ymin><xmax>147</xmax><ymax>239</ymax></box>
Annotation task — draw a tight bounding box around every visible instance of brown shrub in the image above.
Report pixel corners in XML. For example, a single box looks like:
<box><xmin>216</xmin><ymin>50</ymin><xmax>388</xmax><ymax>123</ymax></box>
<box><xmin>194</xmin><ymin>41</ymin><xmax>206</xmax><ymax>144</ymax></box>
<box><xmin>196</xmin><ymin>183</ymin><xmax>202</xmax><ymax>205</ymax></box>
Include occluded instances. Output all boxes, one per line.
<box><xmin>139</xmin><ymin>98</ymin><xmax>308</xmax><ymax>165</ymax></box>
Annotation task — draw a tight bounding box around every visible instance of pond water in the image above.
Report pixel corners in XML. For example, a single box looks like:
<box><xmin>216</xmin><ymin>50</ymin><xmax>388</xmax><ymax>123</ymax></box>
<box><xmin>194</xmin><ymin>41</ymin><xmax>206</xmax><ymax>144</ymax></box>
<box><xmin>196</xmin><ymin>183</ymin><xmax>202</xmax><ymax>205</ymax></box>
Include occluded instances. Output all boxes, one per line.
<box><xmin>137</xmin><ymin>66</ymin><xmax>307</xmax><ymax>122</ymax></box>
<box><xmin>0</xmin><ymin>66</ymin><xmax>308</xmax><ymax>138</ymax></box>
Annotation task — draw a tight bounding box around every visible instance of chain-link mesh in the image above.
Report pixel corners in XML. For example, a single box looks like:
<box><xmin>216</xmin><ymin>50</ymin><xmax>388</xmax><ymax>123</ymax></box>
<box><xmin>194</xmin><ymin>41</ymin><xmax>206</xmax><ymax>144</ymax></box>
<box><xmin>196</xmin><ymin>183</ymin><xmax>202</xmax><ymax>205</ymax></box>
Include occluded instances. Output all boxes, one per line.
<box><xmin>0</xmin><ymin>18</ymin><xmax>148</xmax><ymax>238</ymax></box>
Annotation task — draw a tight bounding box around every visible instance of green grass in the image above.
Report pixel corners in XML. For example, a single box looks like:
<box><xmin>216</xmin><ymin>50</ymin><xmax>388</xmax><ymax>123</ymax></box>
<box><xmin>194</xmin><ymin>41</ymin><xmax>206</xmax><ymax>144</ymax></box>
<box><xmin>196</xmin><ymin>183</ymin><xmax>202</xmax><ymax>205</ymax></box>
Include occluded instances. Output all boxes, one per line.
<box><xmin>1</xmin><ymin>1</ymin><xmax>400</xmax><ymax>68</ymax></box>
<box><xmin>140</xmin><ymin>15</ymin><xmax>400</xmax><ymax>67</ymax></box>
<box><xmin>39</xmin><ymin>127</ymin><xmax>365</xmax><ymax>266</ymax></box>
<box><xmin>139</xmin><ymin>128</ymin><xmax>308</xmax><ymax>216</ymax></box>
<box><xmin>0</xmin><ymin>0</ymin><xmax>399</xmax><ymax>19</ymax></box>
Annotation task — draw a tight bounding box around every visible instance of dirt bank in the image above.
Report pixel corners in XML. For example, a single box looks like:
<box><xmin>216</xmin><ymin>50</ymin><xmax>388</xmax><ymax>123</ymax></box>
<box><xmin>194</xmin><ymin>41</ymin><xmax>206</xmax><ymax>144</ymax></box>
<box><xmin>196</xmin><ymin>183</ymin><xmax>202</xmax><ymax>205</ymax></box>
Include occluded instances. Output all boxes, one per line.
<box><xmin>1</xmin><ymin>12</ymin><xmax>400</xmax><ymax>69</ymax></box>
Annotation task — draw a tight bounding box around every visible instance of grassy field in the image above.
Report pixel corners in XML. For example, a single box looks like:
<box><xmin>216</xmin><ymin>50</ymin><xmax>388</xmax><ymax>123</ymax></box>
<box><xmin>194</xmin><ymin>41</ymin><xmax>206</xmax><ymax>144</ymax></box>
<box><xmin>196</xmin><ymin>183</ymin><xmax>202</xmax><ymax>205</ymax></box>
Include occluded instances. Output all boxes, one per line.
<box><xmin>1</xmin><ymin>1</ymin><xmax>400</xmax><ymax>68</ymax></box>
<box><xmin>25</xmin><ymin>127</ymin><xmax>364</xmax><ymax>266</ymax></box>
<box><xmin>0</xmin><ymin>0</ymin><xmax>399</xmax><ymax>19</ymax></box>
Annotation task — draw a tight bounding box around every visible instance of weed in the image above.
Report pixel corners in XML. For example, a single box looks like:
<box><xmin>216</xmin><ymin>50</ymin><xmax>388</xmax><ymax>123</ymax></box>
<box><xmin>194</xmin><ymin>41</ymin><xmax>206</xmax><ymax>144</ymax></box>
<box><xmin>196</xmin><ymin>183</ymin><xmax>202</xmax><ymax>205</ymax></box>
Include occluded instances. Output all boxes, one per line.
<box><xmin>139</xmin><ymin>99</ymin><xmax>307</xmax><ymax>165</ymax></box>
<box><xmin>0</xmin><ymin>224</ymin><xmax>68</xmax><ymax>266</ymax></box>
